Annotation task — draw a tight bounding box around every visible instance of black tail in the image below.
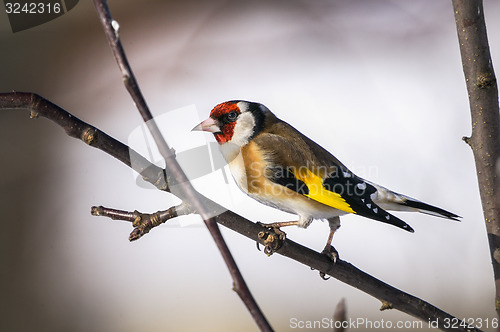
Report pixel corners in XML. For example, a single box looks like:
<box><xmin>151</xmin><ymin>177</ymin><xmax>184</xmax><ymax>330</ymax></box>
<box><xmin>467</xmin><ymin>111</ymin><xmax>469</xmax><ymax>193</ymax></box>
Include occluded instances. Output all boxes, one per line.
<box><xmin>401</xmin><ymin>199</ymin><xmax>461</xmax><ymax>221</ymax></box>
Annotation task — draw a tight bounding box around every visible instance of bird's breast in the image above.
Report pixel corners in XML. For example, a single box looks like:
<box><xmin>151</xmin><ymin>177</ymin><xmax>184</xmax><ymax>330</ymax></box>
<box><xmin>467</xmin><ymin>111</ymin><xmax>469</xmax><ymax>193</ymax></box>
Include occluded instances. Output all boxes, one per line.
<box><xmin>224</xmin><ymin>141</ymin><xmax>344</xmax><ymax>221</ymax></box>
<box><xmin>225</xmin><ymin>141</ymin><xmax>267</xmax><ymax>194</ymax></box>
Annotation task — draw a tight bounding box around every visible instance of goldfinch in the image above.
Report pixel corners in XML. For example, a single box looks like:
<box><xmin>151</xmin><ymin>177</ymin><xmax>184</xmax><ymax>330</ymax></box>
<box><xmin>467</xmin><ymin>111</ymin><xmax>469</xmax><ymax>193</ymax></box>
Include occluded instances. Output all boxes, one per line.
<box><xmin>193</xmin><ymin>101</ymin><xmax>460</xmax><ymax>260</ymax></box>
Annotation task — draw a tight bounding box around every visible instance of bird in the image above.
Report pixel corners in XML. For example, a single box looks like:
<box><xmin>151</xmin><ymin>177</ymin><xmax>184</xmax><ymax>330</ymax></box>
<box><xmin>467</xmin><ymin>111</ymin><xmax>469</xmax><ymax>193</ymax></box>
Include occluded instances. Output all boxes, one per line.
<box><xmin>193</xmin><ymin>100</ymin><xmax>460</xmax><ymax>262</ymax></box>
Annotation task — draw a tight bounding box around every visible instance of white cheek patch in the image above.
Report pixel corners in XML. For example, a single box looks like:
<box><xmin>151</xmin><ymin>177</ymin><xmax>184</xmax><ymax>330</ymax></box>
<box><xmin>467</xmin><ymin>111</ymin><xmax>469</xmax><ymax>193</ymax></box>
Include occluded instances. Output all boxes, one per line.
<box><xmin>230</xmin><ymin>112</ymin><xmax>255</xmax><ymax>146</ymax></box>
<box><xmin>236</xmin><ymin>101</ymin><xmax>248</xmax><ymax>113</ymax></box>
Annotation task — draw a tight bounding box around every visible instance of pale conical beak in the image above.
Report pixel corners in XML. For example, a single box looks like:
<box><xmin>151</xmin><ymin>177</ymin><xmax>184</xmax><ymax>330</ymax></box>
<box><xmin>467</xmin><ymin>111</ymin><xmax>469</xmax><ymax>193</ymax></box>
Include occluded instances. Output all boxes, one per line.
<box><xmin>192</xmin><ymin>117</ymin><xmax>221</xmax><ymax>133</ymax></box>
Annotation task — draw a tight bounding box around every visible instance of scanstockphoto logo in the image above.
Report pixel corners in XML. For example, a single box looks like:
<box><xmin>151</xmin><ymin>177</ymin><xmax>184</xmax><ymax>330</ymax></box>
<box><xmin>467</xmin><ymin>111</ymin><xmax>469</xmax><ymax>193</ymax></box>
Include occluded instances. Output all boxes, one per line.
<box><xmin>4</xmin><ymin>0</ymin><xmax>79</xmax><ymax>33</ymax></box>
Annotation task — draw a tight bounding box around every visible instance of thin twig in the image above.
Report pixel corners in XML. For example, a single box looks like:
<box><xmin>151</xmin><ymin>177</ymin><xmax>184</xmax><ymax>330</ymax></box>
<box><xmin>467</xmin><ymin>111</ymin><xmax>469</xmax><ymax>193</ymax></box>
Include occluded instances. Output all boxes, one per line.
<box><xmin>91</xmin><ymin>1</ymin><xmax>273</xmax><ymax>330</ymax></box>
<box><xmin>333</xmin><ymin>298</ymin><xmax>347</xmax><ymax>332</ymax></box>
<box><xmin>0</xmin><ymin>92</ymin><xmax>482</xmax><ymax>331</ymax></box>
<box><xmin>452</xmin><ymin>0</ymin><xmax>500</xmax><ymax>318</ymax></box>
<box><xmin>91</xmin><ymin>205</ymin><xmax>182</xmax><ymax>241</ymax></box>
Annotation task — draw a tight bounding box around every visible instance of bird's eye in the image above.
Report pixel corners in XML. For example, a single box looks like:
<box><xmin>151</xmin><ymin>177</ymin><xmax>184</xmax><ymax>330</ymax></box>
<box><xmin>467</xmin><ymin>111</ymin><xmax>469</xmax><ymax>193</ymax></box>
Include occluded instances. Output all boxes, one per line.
<box><xmin>226</xmin><ymin>111</ymin><xmax>238</xmax><ymax>122</ymax></box>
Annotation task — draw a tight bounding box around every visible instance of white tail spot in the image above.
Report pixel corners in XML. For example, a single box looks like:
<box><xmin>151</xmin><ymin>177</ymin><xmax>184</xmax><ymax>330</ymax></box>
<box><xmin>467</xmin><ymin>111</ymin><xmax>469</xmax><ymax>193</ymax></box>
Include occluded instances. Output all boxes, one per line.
<box><xmin>357</xmin><ymin>182</ymin><xmax>367</xmax><ymax>190</ymax></box>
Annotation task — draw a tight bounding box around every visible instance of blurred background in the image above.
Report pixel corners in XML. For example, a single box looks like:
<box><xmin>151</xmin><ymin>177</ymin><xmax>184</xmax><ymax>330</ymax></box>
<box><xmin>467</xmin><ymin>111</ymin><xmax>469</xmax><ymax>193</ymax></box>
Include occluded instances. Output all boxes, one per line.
<box><xmin>1</xmin><ymin>0</ymin><xmax>499</xmax><ymax>331</ymax></box>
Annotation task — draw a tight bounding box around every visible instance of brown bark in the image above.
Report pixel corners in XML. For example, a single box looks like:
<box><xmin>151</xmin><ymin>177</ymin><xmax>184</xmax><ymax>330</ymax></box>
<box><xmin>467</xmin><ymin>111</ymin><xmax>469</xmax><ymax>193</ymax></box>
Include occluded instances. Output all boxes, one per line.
<box><xmin>453</xmin><ymin>0</ymin><xmax>500</xmax><ymax>318</ymax></box>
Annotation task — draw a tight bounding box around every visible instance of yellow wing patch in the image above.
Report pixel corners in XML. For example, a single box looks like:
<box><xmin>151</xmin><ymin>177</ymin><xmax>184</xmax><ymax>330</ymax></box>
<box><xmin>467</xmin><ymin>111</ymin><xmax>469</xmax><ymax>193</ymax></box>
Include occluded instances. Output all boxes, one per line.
<box><xmin>293</xmin><ymin>169</ymin><xmax>356</xmax><ymax>214</ymax></box>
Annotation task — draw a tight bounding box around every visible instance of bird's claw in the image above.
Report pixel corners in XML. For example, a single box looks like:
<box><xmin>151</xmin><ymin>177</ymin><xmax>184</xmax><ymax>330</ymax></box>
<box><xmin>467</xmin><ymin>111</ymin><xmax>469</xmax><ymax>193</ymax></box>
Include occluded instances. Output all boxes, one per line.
<box><xmin>318</xmin><ymin>245</ymin><xmax>339</xmax><ymax>280</ymax></box>
<box><xmin>256</xmin><ymin>223</ymin><xmax>286</xmax><ymax>256</ymax></box>
<box><xmin>322</xmin><ymin>245</ymin><xmax>339</xmax><ymax>263</ymax></box>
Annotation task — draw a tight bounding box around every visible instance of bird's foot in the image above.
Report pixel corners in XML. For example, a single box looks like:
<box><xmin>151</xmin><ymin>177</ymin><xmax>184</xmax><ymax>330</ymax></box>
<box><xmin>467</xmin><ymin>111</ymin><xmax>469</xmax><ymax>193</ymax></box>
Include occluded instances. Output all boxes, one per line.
<box><xmin>318</xmin><ymin>245</ymin><xmax>339</xmax><ymax>280</ymax></box>
<box><xmin>322</xmin><ymin>245</ymin><xmax>339</xmax><ymax>263</ymax></box>
<box><xmin>256</xmin><ymin>222</ymin><xmax>286</xmax><ymax>256</ymax></box>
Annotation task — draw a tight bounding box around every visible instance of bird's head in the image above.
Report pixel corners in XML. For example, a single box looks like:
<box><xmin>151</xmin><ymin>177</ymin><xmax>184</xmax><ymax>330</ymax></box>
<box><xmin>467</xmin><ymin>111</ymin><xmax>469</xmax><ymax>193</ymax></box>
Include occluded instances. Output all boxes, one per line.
<box><xmin>193</xmin><ymin>100</ymin><xmax>267</xmax><ymax>146</ymax></box>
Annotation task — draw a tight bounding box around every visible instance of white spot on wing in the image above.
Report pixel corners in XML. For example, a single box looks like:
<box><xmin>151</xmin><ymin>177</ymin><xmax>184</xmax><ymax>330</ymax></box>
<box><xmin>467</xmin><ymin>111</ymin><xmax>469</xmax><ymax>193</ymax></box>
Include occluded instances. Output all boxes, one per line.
<box><xmin>357</xmin><ymin>182</ymin><xmax>367</xmax><ymax>190</ymax></box>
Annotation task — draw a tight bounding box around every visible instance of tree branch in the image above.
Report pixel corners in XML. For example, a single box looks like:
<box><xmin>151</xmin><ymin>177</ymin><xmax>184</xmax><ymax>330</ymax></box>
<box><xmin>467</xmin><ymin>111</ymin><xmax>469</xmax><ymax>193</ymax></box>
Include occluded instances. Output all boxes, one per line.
<box><xmin>0</xmin><ymin>92</ymin><xmax>168</xmax><ymax>191</ymax></box>
<box><xmin>91</xmin><ymin>1</ymin><xmax>273</xmax><ymax>330</ymax></box>
<box><xmin>452</xmin><ymin>0</ymin><xmax>500</xmax><ymax>317</ymax></box>
<box><xmin>0</xmin><ymin>2</ymin><xmax>490</xmax><ymax>330</ymax></box>
<box><xmin>0</xmin><ymin>95</ymin><xmax>483</xmax><ymax>332</ymax></box>
<box><xmin>91</xmin><ymin>205</ymin><xmax>183</xmax><ymax>241</ymax></box>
